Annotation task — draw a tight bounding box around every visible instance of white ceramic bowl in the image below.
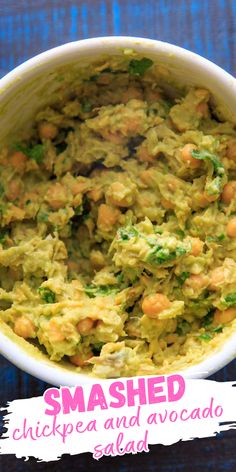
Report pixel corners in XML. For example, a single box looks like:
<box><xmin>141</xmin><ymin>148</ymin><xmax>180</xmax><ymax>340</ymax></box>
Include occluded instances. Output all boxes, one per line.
<box><xmin>1</xmin><ymin>36</ymin><xmax>236</xmax><ymax>386</ymax></box>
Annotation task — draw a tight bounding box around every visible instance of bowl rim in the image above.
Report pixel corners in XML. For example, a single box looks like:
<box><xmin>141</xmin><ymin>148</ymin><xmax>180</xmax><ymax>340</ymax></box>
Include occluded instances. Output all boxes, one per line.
<box><xmin>0</xmin><ymin>36</ymin><xmax>236</xmax><ymax>386</ymax></box>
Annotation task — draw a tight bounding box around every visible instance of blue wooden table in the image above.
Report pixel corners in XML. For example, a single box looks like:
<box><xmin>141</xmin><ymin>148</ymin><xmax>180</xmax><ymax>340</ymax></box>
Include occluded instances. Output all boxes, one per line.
<box><xmin>0</xmin><ymin>1</ymin><xmax>236</xmax><ymax>470</ymax></box>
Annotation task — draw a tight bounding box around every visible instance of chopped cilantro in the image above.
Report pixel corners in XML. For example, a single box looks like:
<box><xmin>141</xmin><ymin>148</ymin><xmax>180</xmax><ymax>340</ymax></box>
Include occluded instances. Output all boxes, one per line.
<box><xmin>206</xmin><ymin>234</ymin><xmax>225</xmax><ymax>243</ymax></box>
<box><xmin>118</xmin><ymin>226</ymin><xmax>139</xmax><ymax>241</ymax></box>
<box><xmin>84</xmin><ymin>285</ymin><xmax>119</xmax><ymax>298</ymax></box>
<box><xmin>128</xmin><ymin>57</ymin><xmax>153</xmax><ymax>76</ymax></box>
<box><xmin>116</xmin><ymin>272</ymin><xmax>125</xmax><ymax>284</ymax></box>
<box><xmin>74</xmin><ymin>205</ymin><xmax>83</xmax><ymax>216</ymax></box>
<box><xmin>38</xmin><ymin>287</ymin><xmax>56</xmax><ymax>303</ymax></box>
<box><xmin>147</xmin><ymin>245</ymin><xmax>187</xmax><ymax>265</ymax></box>
<box><xmin>175</xmin><ymin>229</ymin><xmax>185</xmax><ymax>239</ymax></box>
<box><xmin>37</xmin><ymin>212</ymin><xmax>49</xmax><ymax>222</ymax></box>
<box><xmin>213</xmin><ymin>325</ymin><xmax>223</xmax><ymax>333</ymax></box>
<box><xmin>201</xmin><ymin>311</ymin><xmax>214</xmax><ymax>328</ymax></box>
<box><xmin>191</xmin><ymin>149</ymin><xmax>225</xmax><ymax>176</ymax></box>
<box><xmin>176</xmin><ymin>271</ymin><xmax>190</xmax><ymax>286</ymax></box>
<box><xmin>222</xmin><ymin>292</ymin><xmax>236</xmax><ymax>308</ymax></box>
<box><xmin>198</xmin><ymin>333</ymin><xmax>213</xmax><ymax>342</ymax></box>
<box><xmin>191</xmin><ymin>149</ymin><xmax>225</xmax><ymax>197</ymax></box>
<box><xmin>14</xmin><ymin>143</ymin><xmax>44</xmax><ymax>164</ymax></box>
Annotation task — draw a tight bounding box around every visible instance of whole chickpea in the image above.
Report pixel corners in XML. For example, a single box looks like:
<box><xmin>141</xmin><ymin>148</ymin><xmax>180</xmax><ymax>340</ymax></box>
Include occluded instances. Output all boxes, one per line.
<box><xmin>221</xmin><ymin>181</ymin><xmax>236</xmax><ymax>204</ymax></box>
<box><xmin>38</xmin><ymin>122</ymin><xmax>58</xmax><ymax>140</ymax></box>
<box><xmin>226</xmin><ymin>218</ymin><xmax>236</xmax><ymax>238</ymax></box>
<box><xmin>142</xmin><ymin>293</ymin><xmax>171</xmax><ymax>318</ymax></box>
<box><xmin>181</xmin><ymin>143</ymin><xmax>201</xmax><ymax>169</ymax></box>
<box><xmin>76</xmin><ymin>318</ymin><xmax>94</xmax><ymax>335</ymax></box>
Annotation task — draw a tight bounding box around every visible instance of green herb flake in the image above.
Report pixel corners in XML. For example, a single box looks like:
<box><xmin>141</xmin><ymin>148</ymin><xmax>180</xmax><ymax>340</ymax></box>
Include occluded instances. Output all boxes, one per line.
<box><xmin>175</xmin><ymin>229</ymin><xmax>185</xmax><ymax>239</ymax></box>
<box><xmin>223</xmin><ymin>292</ymin><xmax>236</xmax><ymax>308</ymax></box>
<box><xmin>81</xmin><ymin>99</ymin><xmax>93</xmax><ymax>113</ymax></box>
<box><xmin>206</xmin><ymin>234</ymin><xmax>225</xmax><ymax>243</ymax></box>
<box><xmin>128</xmin><ymin>57</ymin><xmax>154</xmax><ymax>76</ymax></box>
<box><xmin>38</xmin><ymin>287</ymin><xmax>56</xmax><ymax>303</ymax></box>
<box><xmin>147</xmin><ymin>245</ymin><xmax>187</xmax><ymax>266</ymax></box>
<box><xmin>201</xmin><ymin>312</ymin><xmax>214</xmax><ymax>328</ymax></box>
<box><xmin>74</xmin><ymin>205</ymin><xmax>83</xmax><ymax>216</ymax></box>
<box><xmin>213</xmin><ymin>324</ymin><xmax>223</xmax><ymax>333</ymax></box>
<box><xmin>118</xmin><ymin>226</ymin><xmax>139</xmax><ymax>241</ymax></box>
<box><xmin>198</xmin><ymin>333</ymin><xmax>213</xmax><ymax>342</ymax></box>
<box><xmin>176</xmin><ymin>271</ymin><xmax>190</xmax><ymax>286</ymax></box>
<box><xmin>116</xmin><ymin>272</ymin><xmax>125</xmax><ymax>284</ymax></box>
<box><xmin>14</xmin><ymin>143</ymin><xmax>44</xmax><ymax>164</ymax></box>
<box><xmin>191</xmin><ymin>149</ymin><xmax>225</xmax><ymax>176</ymax></box>
<box><xmin>37</xmin><ymin>212</ymin><xmax>49</xmax><ymax>222</ymax></box>
<box><xmin>84</xmin><ymin>285</ymin><xmax>119</xmax><ymax>298</ymax></box>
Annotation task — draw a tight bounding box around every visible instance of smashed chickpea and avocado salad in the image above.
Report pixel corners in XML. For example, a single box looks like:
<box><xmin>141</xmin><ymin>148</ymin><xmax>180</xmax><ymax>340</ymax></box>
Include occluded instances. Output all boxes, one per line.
<box><xmin>1</xmin><ymin>55</ymin><xmax>236</xmax><ymax>379</ymax></box>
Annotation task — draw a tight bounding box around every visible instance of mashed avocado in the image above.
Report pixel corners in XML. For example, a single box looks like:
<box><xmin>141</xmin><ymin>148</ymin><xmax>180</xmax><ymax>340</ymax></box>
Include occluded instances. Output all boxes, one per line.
<box><xmin>0</xmin><ymin>55</ymin><xmax>236</xmax><ymax>378</ymax></box>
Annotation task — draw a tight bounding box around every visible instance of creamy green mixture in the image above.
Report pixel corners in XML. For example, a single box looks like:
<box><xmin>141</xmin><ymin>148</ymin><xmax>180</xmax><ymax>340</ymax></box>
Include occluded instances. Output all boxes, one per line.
<box><xmin>0</xmin><ymin>56</ymin><xmax>236</xmax><ymax>378</ymax></box>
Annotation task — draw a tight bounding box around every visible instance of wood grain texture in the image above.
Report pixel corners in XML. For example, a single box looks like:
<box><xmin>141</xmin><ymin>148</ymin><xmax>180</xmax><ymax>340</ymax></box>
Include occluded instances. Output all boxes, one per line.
<box><xmin>0</xmin><ymin>0</ymin><xmax>236</xmax><ymax>470</ymax></box>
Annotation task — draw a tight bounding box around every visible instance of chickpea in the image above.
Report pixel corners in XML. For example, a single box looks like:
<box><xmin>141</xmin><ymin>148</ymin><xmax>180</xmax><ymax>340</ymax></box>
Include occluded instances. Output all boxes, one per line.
<box><xmin>67</xmin><ymin>260</ymin><xmax>79</xmax><ymax>272</ymax></box>
<box><xmin>106</xmin><ymin>181</ymin><xmax>135</xmax><ymax>208</ymax></box>
<box><xmin>198</xmin><ymin>192</ymin><xmax>218</xmax><ymax>208</ymax></box>
<box><xmin>6</xmin><ymin>180</ymin><xmax>22</xmax><ymax>200</ymax></box>
<box><xmin>45</xmin><ymin>183</ymin><xmax>68</xmax><ymax>210</ymax></box>
<box><xmin>221</xmin><ymin>181</ymin><xmax>236</xmax><ymax>204</ymax></box>
<box><xmin>226</xmin><ymin>217</ymin><xmax>236</xmax><ymax>237</ymax></box>
<box><xmin>139</xmin><ymin>169</ymin><xmax>153</xmax><ymax>185</ymax></box>
<box><xmin>196</xmin><ymin>102</ymin><xmax>208</xmax><ymax>118</ymax></box>
<box><xmin>38</xmin><ymin>121</ymin><xmax>58</xmax><ymax>140</ymax></box>
<box><xmin>14</xmin><ymin>316</ymin><xmax>35</xmax><ymax>339</ymax></box>
<box><xmin>181</xmin><ymin>143</ymin><xmax>201</xmax><ymax>169</ymax></box>
<box><xmin>122</xmin><ymin>87</ymin><xmax>143</xmax><ymax>103</ymax></box>
<box><xmin>137</xmin><ymin>145</ymin><xmax>155</xmax><ymax>163</ymax></box>
<box><xmin>142</xmin><ymin>293</ymin><xmax>171</xmax><ymax>318</ymax></box>
<box><xmin>88</xmin><ymin>187</ymin><xmax>103</xmax><ymax>202</ymax></box>
<box><xmin>97</xmin><ymin>204</ymin><xmax>120</xmax><ymax>230</ymax></box>
<box><xmin>101</xmin><ymin>130</ymin><xmax>125</xmax><ymax>144</ymax></box>
<box><xmin>165</xmin><ymin>333</ymin><xmax>178</xmax><ymax>344</ymax></box>
<box><xmin>90</xmin><ymin>250</ymin><xmax>106</xmax><ymax>269</ymax></box>
<box><xmin>71</xmin><ymin>181</ymin><xmax>89</xmax><ymax>196</ymax></box>
<box><xmin>195</xmin><ymin>89</ymin><xmax>209</xmax><ymax>100</ymax></box>
<box><xmin>47</xmin><ymin>320</ymin><xmax>65</xmax><ymax>342</ymax></box>
<box><xmin>161</xmin><ymin>198</ymin><xmax>174</xmax><ymax>210</ymax></box>
<box><xmin>9</xmin><ymin>205</ymin><xmax>25</xmax><ymax>221</ymax></box>
<box><xmin>189</xmin><ymin>237</ymin><xmax>204</xmax><ymax>256</ymax></box>
<box><xmin>213</xmin><ymin>307</ymin><xmax>236</xmax><ymax>325</ymax></box>
<box><xmin>185</xmin><ymin>274</ymin><xmax>209</xmax><ymax>291</ymax></box>
<box><xmin>77</xmin><ymin>318</ymin><xmax>94</xmax><ymax>335</ymax></box>
<box><xmin>9</xmin><ymin>151</ymin><xmax>27</xmax><ymax>172</ymax></box>
<box><xmin>209</xmin><ymin>267</ymin><xmax>224</xmax><ymax>291</ymax></box>
<box><xmin>69</xmin><ymin>351</ymin><xmax>93</xmax><ymax>367</ymax></box>
<box><xmin>145</xmin><ymin>88</ymin><xmax>162</xmax><ymax>102</ymax></box>
<box><xmin>226</xmin><ymin>141</ymin><xmax>236</xmax><ymax>161</ymax></box>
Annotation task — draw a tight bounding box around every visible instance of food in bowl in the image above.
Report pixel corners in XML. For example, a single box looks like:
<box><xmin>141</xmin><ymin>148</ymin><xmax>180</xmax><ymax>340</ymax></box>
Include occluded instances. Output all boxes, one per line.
<box><xmin>0</xmin><ymin>52</ymin><xmax>236</xmax><ymax>379</ymax></box>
